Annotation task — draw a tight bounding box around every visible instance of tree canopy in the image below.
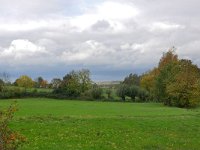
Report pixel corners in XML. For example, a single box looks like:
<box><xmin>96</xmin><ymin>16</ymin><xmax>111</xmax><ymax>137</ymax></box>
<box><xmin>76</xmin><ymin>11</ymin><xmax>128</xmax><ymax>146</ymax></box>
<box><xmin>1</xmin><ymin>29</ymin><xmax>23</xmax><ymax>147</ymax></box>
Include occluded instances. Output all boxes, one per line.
<box><xmin>16</xmin><ymin>75</ymin><xmax>34</xmax><ymax>91</ymax></box>
<box><xmin>141</xmin><ymin>48</ymin><xmax>200</xmax><ymax>107</ymax></box>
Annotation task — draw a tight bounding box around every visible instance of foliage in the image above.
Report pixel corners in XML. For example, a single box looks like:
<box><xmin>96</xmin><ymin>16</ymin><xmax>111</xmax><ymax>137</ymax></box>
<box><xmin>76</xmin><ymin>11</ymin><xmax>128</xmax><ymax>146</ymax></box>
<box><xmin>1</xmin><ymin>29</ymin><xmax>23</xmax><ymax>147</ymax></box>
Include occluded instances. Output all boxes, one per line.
<box><xmin>137</xmin><ymin>88</ymin><xmax>149</xmax><ymax>102</ymax></box>
<box><xmin>0</xmin><ymin>72</ymin><xmax>10</xmax><ymax>96</ymax></box>
<box><xmin>0</xmin><ymin>88</ymin><xmax>25</xmax><ymax>99</ymax></box>
<box><xmin>154</xmin><ymin>48</ymin><xmax>179</xmax><ymax>101</ymax></box>
<box><xmin>51</xmin><ymin>78</ymin><xmax>62</xmax><ymax>89</ymax></box>
<box><xmin>35</xmin><ymin>77</ymin><xmax>43</xmax><ymax>88</ymax></box>
<box><xmin>117</xmin><ymin>83</ymin><xmax>149</xmax><ymax>102</ymax></box>
<box><xmin>54</xmin><ymin>69</ymin><xmax>92</xmax><ymax>97</ymax></box>
<box><xmin>140</xmin><ymin>68</ymin><xmax>159</xmax><ymax>97</ymax></box>
<box><xmin>158</xmin><ymin>47</ymin><xmax>178</xmax><ymax>69</ymax></box>
<box><xmin>127</xmin><ymin>85</ymin><xmax>139</xmax><ymax>101</ymax></box>
<box><xmin>78</xmin><ymin>69</ymin><xmax>92</xmax><ymax>93</ymax></box>
<box><xmin>165</xmin><ymin>59</ymin><xmax>200</xmax><ymax>107</ymax></box>
<box><xmin>154</xmin><ymin>62</ymin><xmax>178</xmax><ymax>101</ymax></box>
<box><xmin>40</xmin><ymin>80</ymin><xmax>48</xmax><ymax>88</ymax></box>
<box><xmin>15</xmin><ymin>76</ymin><xmax>34</xmax><ymax>91</ymax></box>
<box><xmin>140</xmin><ymin>48</ymin><xmax>200</xmax><ymax>107</ymax></box>
<box><xmin>91</xmin><ymin>84</ymin><xmax>103</xmax><ymax>99</ymax></box>
<box><xmin>59</xmin><ymin>71</ymin><xmax>81</xmax><ymax>97</ymax></box>
<box><xmin>0</xmin><ymin>79</ymin><xmax>4</xmax><ymax>92</ymax></box>
<box><xmin>0</xmin><ymin>73</ymin><xmax>10</xmax><ymax>85</ymax></box>
<box><xmin>34</xmin><ymin>77</ymin><xmax>49</xmax><ymax>88</ymax></box>
<box><xmin>123</xmin><ymin>73</ymin><xmax>140</xmax><ymax>86</ymax></box>
<box><xmin>0</xmin><ymin>102</ymin><xmax>26</xmax><ymax>150</ymax></box>
<box><xmin>116</xmin><ymin>84</ymin><xmax>129</xmax><ymax>101</ymax></box>
<box><xmin>105</xmin><ymin>88</ymin><xmax>112</xmax><ymax>99</ymax></box>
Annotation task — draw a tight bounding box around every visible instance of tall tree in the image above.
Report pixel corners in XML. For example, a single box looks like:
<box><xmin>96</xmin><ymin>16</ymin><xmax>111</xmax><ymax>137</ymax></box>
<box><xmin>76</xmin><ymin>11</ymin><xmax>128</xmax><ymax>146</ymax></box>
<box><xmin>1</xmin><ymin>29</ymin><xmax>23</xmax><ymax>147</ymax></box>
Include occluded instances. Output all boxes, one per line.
<box><xmin>141</xmin><ymin>68</ymin><xmax>159</xmax><ymax>97</ymax></box>
<box><xmin>35</xmin><ymin>77</ymin><xmax>44</xmax><ymax>88</ymax></box>
<box><xmin>116</xmin><ymin>84</ymin><xmax>129</xmax><ymax>101</ymax></box>
<box><xmin>0</xmin><ymin>72</ymin><xmax>10</xmax><ymax>85</ymax></box>
<box><xmin>78</xmin><ymin>69</ymin><xmax>92</xmax><ymax>92</ymax></box>
<box><xmin>156</xmin><ymin>48</ymin><xmax>178</xmax><ymax>98</ymax></box>
<box><xmin>123</xmin><ymin>73</ymin><xmax>140</xmax><ymax>86</ymax></box>
<box><xmin>155</xmin><ymin>61</ymin><xmax>179</xmax><ymax>101</ymax></box>
<box><xmin>141</xmin><ymin>47</ymin><xmax>200</xmax><ymax>107</ymax></box>
<box><xmin>51</xmin><ymin>78</ymin><xmax>62</xmax><ymax>89</ymax></box>
<box><xmin>127</xmin><ymin>85</ymin><xmax>139</xmax><ymax>101</ymax></box>
<box><xmin>158</xmin><ymin>47</ymin><xmax>178</xmax><ymax>70</ymax></box>
<box><xmin>16</xmin><ymin>75</ymin><xmax>34</xmax><ymax>92</ymax></box>
<box><xmin>166</xmin><ymin>59</ymin><xmax>200</xmax><ymax>107</ymax></box>
<box><xmin>0</xmin><ymin>79</ymin><xmax>4</xmax><ymax>92</ymax></box>
<box><xmin>0</xmin><ymin>72</ymin><xmax>10</xmax><ymax>94</ymax></box>
<box><xmin>60</xmin><ymin>71</ymin><xmax>81</xmax><ymax>97</ymax></box>
<box><xmin>41</xmin><ymin>80</ymin><xmax>48</xmax><ymax>88</ymax></box>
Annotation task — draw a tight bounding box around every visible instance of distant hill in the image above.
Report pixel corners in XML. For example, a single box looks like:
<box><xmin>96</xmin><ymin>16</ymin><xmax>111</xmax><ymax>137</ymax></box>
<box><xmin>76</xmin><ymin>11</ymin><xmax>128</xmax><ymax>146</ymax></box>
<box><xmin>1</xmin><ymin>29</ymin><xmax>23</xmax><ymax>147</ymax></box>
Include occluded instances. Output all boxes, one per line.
<box><xmin>95</xmin><ymin>81</ymin><xmax>121</xmax><ymax>86</ymax></box>
<box><xmin>95</xmin><ymin>81</ymin><xmax>122</xmax><ymax>87</ymax></box>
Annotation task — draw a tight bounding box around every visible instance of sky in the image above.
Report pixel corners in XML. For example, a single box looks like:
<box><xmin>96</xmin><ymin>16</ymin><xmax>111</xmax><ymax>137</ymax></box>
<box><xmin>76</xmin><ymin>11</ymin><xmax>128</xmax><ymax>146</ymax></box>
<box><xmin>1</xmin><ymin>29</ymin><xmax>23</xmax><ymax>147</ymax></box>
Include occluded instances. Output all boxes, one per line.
<box><xmin>0</xmin><ymin>0</ymin><xmax>200</xmax><ymax>81</ymax></box>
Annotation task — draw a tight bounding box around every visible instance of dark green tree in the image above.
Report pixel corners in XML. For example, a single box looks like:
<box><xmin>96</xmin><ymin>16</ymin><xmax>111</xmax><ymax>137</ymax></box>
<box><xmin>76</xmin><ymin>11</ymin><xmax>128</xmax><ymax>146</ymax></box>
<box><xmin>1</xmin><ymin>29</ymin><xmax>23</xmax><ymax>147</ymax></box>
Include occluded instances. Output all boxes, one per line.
<box><xmin>106</xmin><ymin>88</ymin><xmax>112</xmax><ymax>99</ymax></box>
<box><xmin>127</xmin><ymin>85</ymin><xmax>139</xmax><ymax>101</ymax></box>
<box><xmin>60</xmin><ymin>71</ymin><xmax>81</xmax><ymax>97</ymax></box>
<box><xmin>116</xmin><ymin>84</ymin><xmax>129</xmax><ymax>101</ymax></box>
<box><xmin>51</xmin><ymin>78</ymin><xmax>62</xmax><ymax>89</ymax></box>
<box><xmin>91</xmin><ymin>84</ymin><xmax>103</xmax><ymax>99</ymax></box>
<box><xmin>123</xmin><ymin>73</ymin><xmax>140</xmax><ymax>86</ymax></box>
<box><xmin>35</xmin><ymin>77</ymin><xmax>44</xmax><ymax>88</ymax></box>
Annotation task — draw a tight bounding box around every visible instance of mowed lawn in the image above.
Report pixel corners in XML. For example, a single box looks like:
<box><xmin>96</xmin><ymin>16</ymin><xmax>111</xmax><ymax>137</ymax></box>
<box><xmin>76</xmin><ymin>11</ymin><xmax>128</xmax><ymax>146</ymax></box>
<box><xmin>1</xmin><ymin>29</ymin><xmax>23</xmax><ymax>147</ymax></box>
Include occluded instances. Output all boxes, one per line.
<box><xmin>0</xmin><ymin>99</ymin><xmax>200</xmax><ymax>150</ymax></box>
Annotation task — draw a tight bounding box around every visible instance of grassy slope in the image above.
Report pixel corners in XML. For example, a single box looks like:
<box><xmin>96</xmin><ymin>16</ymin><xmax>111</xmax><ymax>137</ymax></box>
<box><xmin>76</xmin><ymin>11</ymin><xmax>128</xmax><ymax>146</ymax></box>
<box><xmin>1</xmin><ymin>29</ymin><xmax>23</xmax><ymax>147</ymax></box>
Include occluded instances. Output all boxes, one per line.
<box><xmin>0</xmin><ymin>98</ymin><xmax>200</xmax><ymax>150</ymax></box>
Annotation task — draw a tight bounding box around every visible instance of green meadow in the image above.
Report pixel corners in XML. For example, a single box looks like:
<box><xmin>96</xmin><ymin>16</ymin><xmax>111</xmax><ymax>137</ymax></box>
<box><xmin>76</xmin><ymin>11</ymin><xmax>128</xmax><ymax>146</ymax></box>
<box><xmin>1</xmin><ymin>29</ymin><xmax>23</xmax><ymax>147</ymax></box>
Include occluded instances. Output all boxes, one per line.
<box><xmin>0</xmin><ymin>98</ymin><xmax>200</xmax><ymax>150</ymax></box>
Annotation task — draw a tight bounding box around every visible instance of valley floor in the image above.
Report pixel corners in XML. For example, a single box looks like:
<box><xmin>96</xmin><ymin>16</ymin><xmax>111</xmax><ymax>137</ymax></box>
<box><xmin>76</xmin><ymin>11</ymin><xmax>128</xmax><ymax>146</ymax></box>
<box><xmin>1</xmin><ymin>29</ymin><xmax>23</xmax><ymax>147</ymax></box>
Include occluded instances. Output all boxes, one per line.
<box><xmin>0</xmin><ymin>98</ymin><xmax>200</xmax><ymax>150</ymax></box>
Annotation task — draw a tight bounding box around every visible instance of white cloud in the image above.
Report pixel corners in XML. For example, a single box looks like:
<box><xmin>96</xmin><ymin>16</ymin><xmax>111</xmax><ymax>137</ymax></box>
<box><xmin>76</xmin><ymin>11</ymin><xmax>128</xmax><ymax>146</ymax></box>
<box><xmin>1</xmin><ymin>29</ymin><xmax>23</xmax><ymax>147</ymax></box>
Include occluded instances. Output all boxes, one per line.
<box><xmin>70</xmin><ymin>1</ymin><xmax>140</xmax><ymax>32</ymax></box>
<box><xmin>60</xmin><ymin>40</ymin><xmax>150</xmax><ymax>68</ymax></box>
<box><xmin>0</xmin><ymin>1</ymin><xmax>139</xmax><ymax>33</ymax></box>
<box><xmin>0</xmin><ymin>21</ymin><xmax>46</xmax><ymax>32</ymax></box>
<box><xmin>61</xmin><ymin>40</ymin><xmax>113</xmax><ymax>64</ymax></box>
<box><xmin>121</xmin><ymin>43</ymin><xmax>144</xmax><ymax>52</ymax></box>
<box><xmin>0</xmin><ymin>39</ymin><xmax>48</xmax><ymax>59</ymax></box>
<box><xmin>178</xmin><ymin>40</ymin><xmax>200</xmax><ymax>61</ymax></box>
<box><xmin>0</xmin><ymin>19</ymin><xmax>71</xmax><ymax>32</ymax></box>
<box><xmin>0</xmin><ymin>0</ymin><xmax>200</xmax><ymax>80</ymax></box>
<box><xmin>150</xmin><ymin>22</ymin><xmax>185</xmax><ymax>31</ymax></box>
<box><xmin>96</xmin><ymin>1</ymin><xmax>140</xmax><ymax>20</ymax></box>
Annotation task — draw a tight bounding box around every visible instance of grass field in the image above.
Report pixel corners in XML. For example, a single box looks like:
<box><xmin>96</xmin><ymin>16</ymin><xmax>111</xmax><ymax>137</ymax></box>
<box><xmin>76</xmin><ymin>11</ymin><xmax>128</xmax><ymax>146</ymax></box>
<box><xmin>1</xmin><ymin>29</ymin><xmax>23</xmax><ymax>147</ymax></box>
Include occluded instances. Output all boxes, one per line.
<box><xmin>0</xmin><ymin>98</ymin><xmax>200</xmax><ymax>150</ymax></box>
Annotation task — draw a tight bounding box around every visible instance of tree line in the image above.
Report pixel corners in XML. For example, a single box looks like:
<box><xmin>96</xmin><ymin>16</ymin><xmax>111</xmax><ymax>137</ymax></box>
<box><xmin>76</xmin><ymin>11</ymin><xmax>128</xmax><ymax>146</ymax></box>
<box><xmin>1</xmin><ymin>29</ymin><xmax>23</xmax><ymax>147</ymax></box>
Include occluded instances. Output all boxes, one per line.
<box><xmin>109</xmin><ymin>48</ymin><xmax>200</xmax><ymax>108</ymax></box>
<box><xmin>141</xmin><ymin>48</ymin><xmax>200</xmax><ymax>107</ymax></box>
<box><xmin>0</xmin><ymin>48</ymin><xmax>200</xmax><ymax>108</ymax></box>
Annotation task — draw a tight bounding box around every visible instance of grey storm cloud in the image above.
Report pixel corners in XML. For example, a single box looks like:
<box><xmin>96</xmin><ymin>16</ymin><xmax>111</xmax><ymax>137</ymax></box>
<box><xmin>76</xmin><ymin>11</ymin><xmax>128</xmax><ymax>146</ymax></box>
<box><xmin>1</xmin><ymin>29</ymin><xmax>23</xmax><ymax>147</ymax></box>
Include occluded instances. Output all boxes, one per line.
<box><xmin>0</xmin><ymin>0</ymin><xmax>200</xmax><ymax>81</ymax></box>
<box><xmin>91</xmin><ymin>20</ymin><xmax>112</xmax><ymax>32</ymax></box>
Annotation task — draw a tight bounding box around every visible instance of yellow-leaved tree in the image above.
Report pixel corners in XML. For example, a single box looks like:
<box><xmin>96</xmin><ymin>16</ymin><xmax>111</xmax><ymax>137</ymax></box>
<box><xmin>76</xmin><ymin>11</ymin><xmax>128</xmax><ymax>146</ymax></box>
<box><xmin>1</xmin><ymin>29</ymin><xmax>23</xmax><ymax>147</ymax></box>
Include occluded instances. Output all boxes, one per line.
<box><xmin>16</xmin><ymin>75</ymin><xmax>34</xmax><ymax>92</ymax></box>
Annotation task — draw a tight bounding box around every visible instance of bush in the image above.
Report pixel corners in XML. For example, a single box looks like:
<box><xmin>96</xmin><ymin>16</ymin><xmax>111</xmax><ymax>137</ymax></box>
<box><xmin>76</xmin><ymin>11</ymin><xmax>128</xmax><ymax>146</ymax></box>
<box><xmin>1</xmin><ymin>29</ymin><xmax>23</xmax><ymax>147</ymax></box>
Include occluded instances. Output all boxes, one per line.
<box><xmin>0</xmin><ymin>102</ymin><xmax>26</xmax><ymax>149</ymax></box>
<box><xmin>80</xmin><ymin>90</ymin><xmax>94</xmax><ymax>100</ymax></box>
<box><xmin>0</xmin><ymin>88</ymin><xmax>25</xmax><ymax>99</ymax></box>
<box><xmin>116</xmin><ymin>84</ymin><xmax>129</xmax><ymax>101</ymax></box>
<box><xmin>105</xmin><ymin>88</ymin><xmax>112</xmax><ymax>99</ymax></box>
<box><xmin>91</xmin><ymin>84</ymin><xmax>103</xmax><ymax>99</ymax></box>
<box><xmin>127</xmin><ymin>85</ymin><xmax>139</xmax><ymax>101</ymax></box>
<box><xmin>137</xmin><ymin>88</ymin><xmax>149</xmax><ymax>102</ymax></box>
<box><xmin>52</xmin><ymin>87</ymin><xmax>80</xmax><ymax>98</ymax></box>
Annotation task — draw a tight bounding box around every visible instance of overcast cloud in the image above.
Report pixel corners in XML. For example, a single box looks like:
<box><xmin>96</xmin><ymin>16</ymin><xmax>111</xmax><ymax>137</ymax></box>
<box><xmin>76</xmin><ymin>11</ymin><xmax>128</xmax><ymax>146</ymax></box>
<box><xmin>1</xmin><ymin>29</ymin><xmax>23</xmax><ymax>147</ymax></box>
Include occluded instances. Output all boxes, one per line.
<box><xmin>0</xmin><ymin>0</ymin><xmax>200</xmax><ymax>81</ymax></box>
